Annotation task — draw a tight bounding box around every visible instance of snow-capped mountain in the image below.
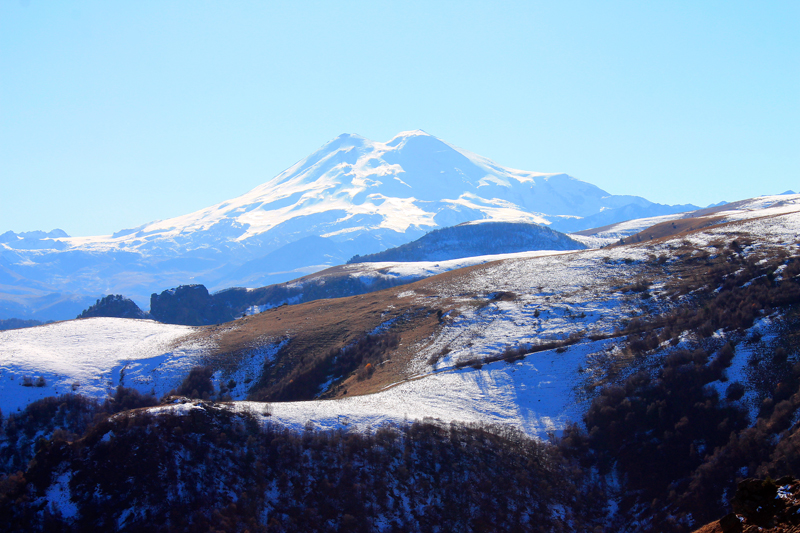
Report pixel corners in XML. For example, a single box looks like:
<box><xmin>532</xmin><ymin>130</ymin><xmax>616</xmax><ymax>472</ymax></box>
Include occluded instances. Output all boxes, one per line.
<box><xmin>0</xmin><ymin>130</ymin><xmax>696</xmax><ymax>317</ymax></box>
<box><xmin>74</xmin><ymin>130</ymin><xmax>692</xmax><ymax>252</ymax></box>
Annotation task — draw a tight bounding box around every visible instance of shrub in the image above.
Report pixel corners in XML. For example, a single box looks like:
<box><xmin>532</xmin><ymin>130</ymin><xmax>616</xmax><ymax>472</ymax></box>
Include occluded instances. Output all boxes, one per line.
<box><xmin>177</xmin><ymin>367</ymin><xmax>215</xmax><ymax>399</ymax></box>
<box><xmin>725</xmin><ymin>382</ymin><xmax>746</xmax><ymax>402</ymax></box>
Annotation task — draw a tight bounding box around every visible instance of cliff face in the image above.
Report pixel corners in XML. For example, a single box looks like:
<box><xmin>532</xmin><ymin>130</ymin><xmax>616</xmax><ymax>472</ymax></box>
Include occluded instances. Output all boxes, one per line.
<box><xmin>149</xmin><ymin>285</ymin><xmax>237</xmax><ymax>326</ymax></box>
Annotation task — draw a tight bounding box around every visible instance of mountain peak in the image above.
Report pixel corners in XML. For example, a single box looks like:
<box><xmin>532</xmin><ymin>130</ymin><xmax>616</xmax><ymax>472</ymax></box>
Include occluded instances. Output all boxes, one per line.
<box><xmin>321</xmin><ymin>132</ymin><xmax>368</xmax><ymax>151</ymax></box>
<box><xmin>64</xmin><ymin>130</ymin><xmax>695</xmax><ymax>253</ymax></box>
<box><xmin>386</xmin><ymin>129</ymin><xmax>434</xmax><ymax>147</ymax></box>
<box><xmin>21</xmin><ymin>131</ymin><xmax>699</xmax><ymax>305</ymax></box>
<box><xmin>335</xmin><ymin>133</ymin><xmax>365</xmax><ymax>140</ymax></box>
<box><xmin>392</xmin><ymin>129</ymin><xmax>431</xmax><ymax>138</ymax></box>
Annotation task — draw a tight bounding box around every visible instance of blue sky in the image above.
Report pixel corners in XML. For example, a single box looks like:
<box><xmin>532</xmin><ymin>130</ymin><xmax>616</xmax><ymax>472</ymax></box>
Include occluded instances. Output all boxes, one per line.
<box><xmin>1</xmin><ymin>1</ymin><xmax>797</xmax><ymax>236</ymax></box>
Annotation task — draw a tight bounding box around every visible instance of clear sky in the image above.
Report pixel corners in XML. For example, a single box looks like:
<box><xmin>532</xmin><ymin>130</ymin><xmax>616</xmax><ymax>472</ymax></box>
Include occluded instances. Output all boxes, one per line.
<box><xmin>1</xmin><ymin>1</ymin><xmax>797</xmax><ymax>236</ymax></box>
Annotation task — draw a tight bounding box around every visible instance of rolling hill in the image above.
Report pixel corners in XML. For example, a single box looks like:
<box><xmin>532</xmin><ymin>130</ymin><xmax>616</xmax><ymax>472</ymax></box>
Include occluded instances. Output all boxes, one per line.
<box><xmin>348</xmin><ymin>220</ymin><xmax>585</xmax><ymax>263</ymax></box>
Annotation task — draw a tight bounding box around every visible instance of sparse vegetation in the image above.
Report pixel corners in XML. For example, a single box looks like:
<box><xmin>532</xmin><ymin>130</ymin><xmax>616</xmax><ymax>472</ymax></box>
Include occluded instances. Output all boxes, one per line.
<box><xmin>0</xmin><ymin>408</ymin><xmax>605</xmax><ymax>532</ymax></box>
<box><xmin>176</xmin><ymin>366</ymin><xmax>216</xmax><ymax>400</ymax></box>
<box><xmin>0</xmin><ymin>387</ymin><xmax>158</xmax><ymax>475</ymax></box>
<box><xmin>250</xmin><ymin>330</ymin><xmax>401</xmax><ymax>401</ymax></box>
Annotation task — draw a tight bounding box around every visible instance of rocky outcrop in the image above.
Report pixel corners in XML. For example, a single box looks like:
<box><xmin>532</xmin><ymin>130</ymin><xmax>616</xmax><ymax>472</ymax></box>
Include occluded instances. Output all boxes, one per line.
<box><xmin>695</xmin><ymin>477</ymin><xmax>800</xmax><ymax>533</ymax></box>
<box><xmin>146</xmin><ymin>269</ymin><xmax>424</xmax><ymax>326</ymax></box>
<box><xmin>149</xmin><ymin>284</ymin><xmax>237</xmax><ymax>325</ymax></box>
<box><xmin>77</xmin><ymin>294</ymin><xmax>147</xmax><ymax>320</ymax></box>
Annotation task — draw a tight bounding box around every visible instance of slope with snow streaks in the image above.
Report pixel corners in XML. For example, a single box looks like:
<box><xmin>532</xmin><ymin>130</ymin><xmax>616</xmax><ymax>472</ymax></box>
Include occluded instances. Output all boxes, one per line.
<box><xmin>574</xmin><ymin>193</ymin><xmax>800</xmax><ymax>247</ymax></box>
<box><xmin>229</xmin><ymin>339</ymin><xmax>613</xmax><ymax>436</ymax></box>
<box><xmin>199</xmin><ymin>204</ymin><xmax>800</xmax><ymax>438</ymax></box>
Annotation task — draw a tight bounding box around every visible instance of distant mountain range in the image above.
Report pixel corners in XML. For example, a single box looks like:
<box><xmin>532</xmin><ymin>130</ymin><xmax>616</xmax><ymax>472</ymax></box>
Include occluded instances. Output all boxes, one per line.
<box><xmin>0</xmin><ymin>130</ymin><xmax>698</xmax><ymax>319</ymax></box>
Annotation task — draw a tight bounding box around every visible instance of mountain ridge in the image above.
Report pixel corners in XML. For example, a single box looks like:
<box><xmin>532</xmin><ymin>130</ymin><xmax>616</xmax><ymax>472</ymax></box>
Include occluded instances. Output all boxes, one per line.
<box><xmin>1</xmin><ymin>130</ymin><xmax>698</xmax><ymax>318</ymax></box>
<box><xmin>348</xmin><ymin>220</ymin><xmax>585</xmax><ymax>263</ymax></box>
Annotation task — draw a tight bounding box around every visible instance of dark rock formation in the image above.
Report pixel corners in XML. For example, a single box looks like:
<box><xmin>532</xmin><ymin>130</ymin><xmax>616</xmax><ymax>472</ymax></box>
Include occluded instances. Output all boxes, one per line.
<box><xmin>146</xmin><ymin>270</ymin><xmax>424</xmax><ymax>326</ymax></box>
<box><xmin>695</xmin><ymin>477</ymin><xmax>800</xmax><ymax>533</ymax></box>
<box><xmin>149</xmin><ymin>284</ymin><xmax>237</xmax><ymax>325</ymax></box>
<box><xmin>77</xmin><ymin>294</ymin><xmax>147</xmax><ymax>320</ymax></box>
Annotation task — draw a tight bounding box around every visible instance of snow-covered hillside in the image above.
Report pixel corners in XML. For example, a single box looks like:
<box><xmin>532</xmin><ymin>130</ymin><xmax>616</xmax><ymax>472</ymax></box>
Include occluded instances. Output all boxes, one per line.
<box><xmin>171</xmin><ymin>196</ymin><xmax>800</xmax><ymax>437</ymax></box>
<box><xmin>0</xmin><ymin>318</ymin><xmax>209</xmax><ymax>412</ymax></box>
<box><xmin>1</xmin><ymin>131</ymin><xmax>696</xmax><ymax>318</ymax></box>
<box><xmin>0</xmin><ymin>249</ymin><xmax>580</xmax><ymax>415</ymax></box>
<box><xmin>233</xmin><ymin>345</ymin><xmax>599</xmax><ymax>436</ymax></box>
<box><xmin>3</xmin><ymin>194</ymin><xmax>798</xmax><ymax>430</ymax></box>
<box><xmin>572</xmin><ymin>193</ymin><xmax>800</xmax><ymax>247</ymax></box>
<box><xmin>159</xmin><ymin>201</ymin><xmax>796</xmax><ymax>439</ymax></box>
<box><xmin>233</xmin><ymin>245</ymin><xmax>649</xmax><ymax>438</ymax></box>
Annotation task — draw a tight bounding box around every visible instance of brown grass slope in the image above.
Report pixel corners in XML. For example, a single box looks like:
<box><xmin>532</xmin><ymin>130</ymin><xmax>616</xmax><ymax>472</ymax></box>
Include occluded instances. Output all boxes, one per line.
<box><xmin>186</xmin><ymin>205</ymin><xmax>798</xmax><ymax>410</ymax></box>
<box><xmin>200</xmin><ymin>260</ymin><xmax>502</xmax><ymax>401</ymax></box>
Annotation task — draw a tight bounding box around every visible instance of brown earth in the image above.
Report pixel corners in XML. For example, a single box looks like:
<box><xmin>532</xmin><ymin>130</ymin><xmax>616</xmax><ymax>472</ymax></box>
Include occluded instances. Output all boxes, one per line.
<box><xmin>616</xmin><ymin>215</ymin><xmax>726</xmax><ymax>244</ymax></box>
<box><xmin>186</xmin><ymin>258</ymin><xmax>509</xmax><ymax>400</ymax></box>
<box><xmin>176</xmin><ymin>207</ymin><xmax>798</xmax><ymax>403</ymax></box>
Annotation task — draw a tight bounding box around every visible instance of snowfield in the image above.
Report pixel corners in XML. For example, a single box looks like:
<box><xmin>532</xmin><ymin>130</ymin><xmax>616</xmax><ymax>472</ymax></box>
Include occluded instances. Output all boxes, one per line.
<box><xmin>0</xmin><ymin>318</ymin><xmax>208</xmax><ymax>413</ymax></box>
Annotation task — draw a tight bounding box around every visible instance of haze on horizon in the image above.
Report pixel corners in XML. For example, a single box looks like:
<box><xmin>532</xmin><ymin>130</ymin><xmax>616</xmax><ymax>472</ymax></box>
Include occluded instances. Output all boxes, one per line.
<box><xmin>1</xmin><ymin>1</ymin><xmax>797</xmax><ymax>237</ymax></box>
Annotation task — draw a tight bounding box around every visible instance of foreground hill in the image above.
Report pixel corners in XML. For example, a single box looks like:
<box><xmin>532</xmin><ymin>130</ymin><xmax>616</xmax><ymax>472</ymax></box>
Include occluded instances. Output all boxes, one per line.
<box><xmin>1</xmin><ymin>409</ymin><xmax>604</xmax><ymax>532</ymax></box>
<box><xmin>2</xmin><ymin>193</ymin><xmax>799</xmax><ymax>531</ymax></box>
<box><xmin>0</xmin><ymin>130</ymin><xmax>696</xmax><ymax>319</ymax></box>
